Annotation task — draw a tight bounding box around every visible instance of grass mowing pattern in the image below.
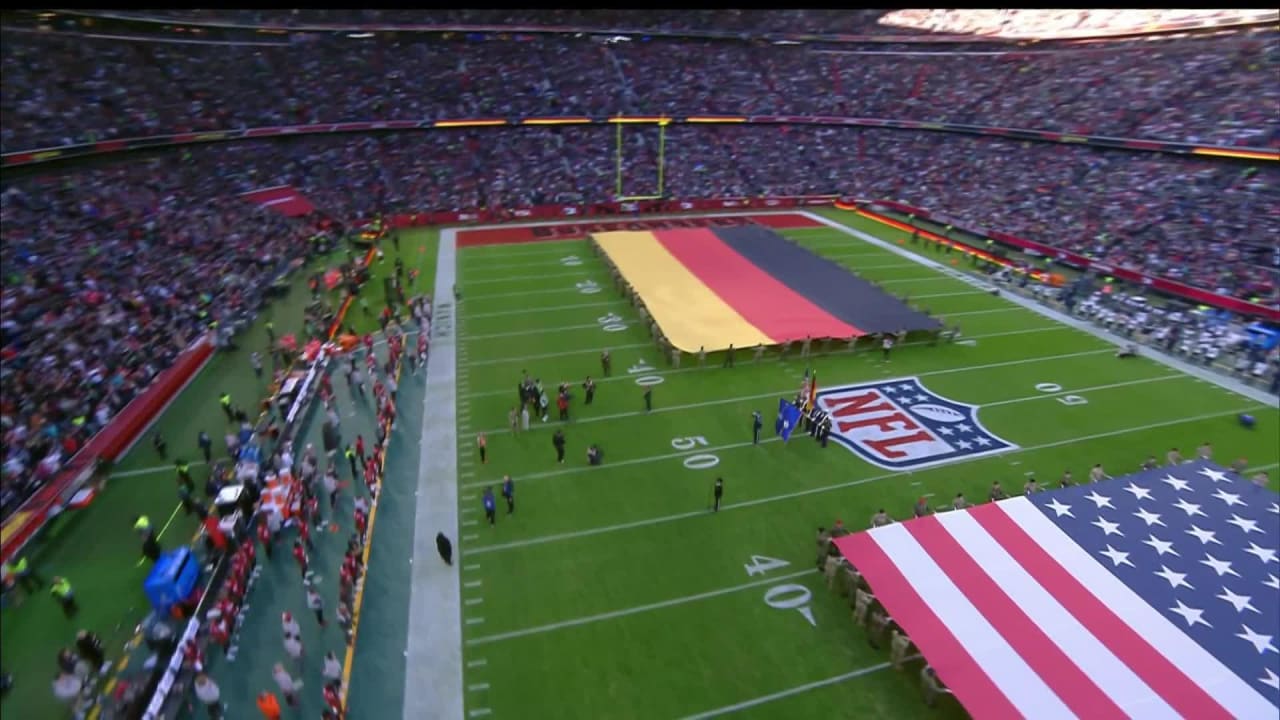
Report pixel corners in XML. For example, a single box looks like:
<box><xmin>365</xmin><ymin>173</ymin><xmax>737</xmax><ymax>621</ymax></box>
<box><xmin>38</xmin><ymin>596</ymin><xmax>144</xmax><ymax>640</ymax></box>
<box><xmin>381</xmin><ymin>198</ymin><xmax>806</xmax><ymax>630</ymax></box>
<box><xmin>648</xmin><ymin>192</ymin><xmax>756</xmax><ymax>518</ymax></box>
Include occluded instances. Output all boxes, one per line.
<box><xmin>451</xmin><ymin>211</ymin><xmax>1277</xmax><ymax>719</ymax></box>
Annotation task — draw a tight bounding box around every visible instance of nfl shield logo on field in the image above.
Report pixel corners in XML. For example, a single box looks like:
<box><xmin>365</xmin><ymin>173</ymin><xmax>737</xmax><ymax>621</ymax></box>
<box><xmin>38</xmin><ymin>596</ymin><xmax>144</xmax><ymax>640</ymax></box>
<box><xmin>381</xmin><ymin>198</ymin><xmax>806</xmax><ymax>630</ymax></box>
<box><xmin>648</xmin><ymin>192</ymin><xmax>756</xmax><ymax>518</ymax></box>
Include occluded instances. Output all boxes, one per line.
<box><xmin>814</xmin><ymin>377</ymin><xmax>1016</xmax><ymax>470</ymax></box>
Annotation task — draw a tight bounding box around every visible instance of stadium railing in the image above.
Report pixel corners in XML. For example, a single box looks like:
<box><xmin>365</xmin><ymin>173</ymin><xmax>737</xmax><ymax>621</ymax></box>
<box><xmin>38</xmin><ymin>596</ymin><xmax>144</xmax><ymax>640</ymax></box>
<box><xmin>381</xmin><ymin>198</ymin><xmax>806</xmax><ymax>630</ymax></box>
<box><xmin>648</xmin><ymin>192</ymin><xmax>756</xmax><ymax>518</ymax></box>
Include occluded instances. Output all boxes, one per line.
<box><xmin>3</xmin><ymin>116</ymin><xmax>1277</xmax><ymax>170</ymax></box>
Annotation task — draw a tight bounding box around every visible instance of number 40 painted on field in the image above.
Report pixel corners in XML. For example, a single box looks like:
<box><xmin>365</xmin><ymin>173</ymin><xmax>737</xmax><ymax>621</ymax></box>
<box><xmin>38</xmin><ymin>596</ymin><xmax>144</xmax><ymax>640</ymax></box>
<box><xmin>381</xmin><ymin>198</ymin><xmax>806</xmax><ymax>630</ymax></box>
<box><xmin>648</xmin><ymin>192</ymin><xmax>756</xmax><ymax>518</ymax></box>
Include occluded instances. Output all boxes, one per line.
<box><xmin>743</xmin><ymin>555</ymin><xmax>816</xmax><ymax>627</ymax></box>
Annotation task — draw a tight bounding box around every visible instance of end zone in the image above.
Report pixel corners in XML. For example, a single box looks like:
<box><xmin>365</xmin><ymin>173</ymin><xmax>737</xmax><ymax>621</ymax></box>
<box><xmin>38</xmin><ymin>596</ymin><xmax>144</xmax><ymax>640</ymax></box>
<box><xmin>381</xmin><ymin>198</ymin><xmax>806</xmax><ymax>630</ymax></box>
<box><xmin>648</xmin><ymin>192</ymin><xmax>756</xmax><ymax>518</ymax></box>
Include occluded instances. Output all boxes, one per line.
<box><xmin>456</xmin><ymin>212</ymin><xmax>823</xmax><ymax>247</ymax></box>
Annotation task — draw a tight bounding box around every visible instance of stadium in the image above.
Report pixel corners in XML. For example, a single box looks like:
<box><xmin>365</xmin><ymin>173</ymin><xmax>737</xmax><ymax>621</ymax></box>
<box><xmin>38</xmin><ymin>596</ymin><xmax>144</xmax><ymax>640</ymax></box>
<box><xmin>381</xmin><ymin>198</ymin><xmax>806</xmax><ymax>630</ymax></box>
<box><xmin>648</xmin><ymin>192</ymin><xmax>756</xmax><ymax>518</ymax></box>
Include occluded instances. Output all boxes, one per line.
<box><xmin>0</xmin><ymin>8</ymin><xmax>1277</xmax><ymax>720</ymax></box>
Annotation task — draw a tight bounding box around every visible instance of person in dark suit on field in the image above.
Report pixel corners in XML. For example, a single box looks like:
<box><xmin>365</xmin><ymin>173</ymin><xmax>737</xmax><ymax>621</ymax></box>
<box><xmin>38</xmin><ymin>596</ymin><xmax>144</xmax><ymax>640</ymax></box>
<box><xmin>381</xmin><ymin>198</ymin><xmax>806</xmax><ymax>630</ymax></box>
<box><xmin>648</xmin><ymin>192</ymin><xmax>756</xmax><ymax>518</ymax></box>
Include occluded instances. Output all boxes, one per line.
<box><xmin>712</xmin><ymin>477</ymin><xmax>724</xmax><ymax>512</ymax></box>
<box><xmin>723</xmin><ymin>344</ymin><xmax>735</xmax><ymax>368</ymax></box>
<box><xmin>643</xmin><ymin>386</ymin><xmax>653</xmax><ymax>412</ymax></box>
<box><xmin>435</xmin><ymin>532</ymin><xmax>453</xmax><ymax>565</ymax></box>
<box><xmin>502</xmin><ymin>475</ymin><xmax>515</xmax><ymax>514</ymax></box>
<box><xmin>553</xmin><ymin>429</ymin><xmax>567</xmax><ymax>464</ymax></box>
<box><xmin>583</xmin><ymin>376</ymin><xmax>596</xmax><ymax>405</ymax></box>
<box><xmin>483</xmin><ymin>488</ymin><xmax>497</xmax><ymax>526</ymax></box>
<box><xmin>752</xmin><ymin>411</ymin><xmax>763</xmax><ymax>445</ymax></box>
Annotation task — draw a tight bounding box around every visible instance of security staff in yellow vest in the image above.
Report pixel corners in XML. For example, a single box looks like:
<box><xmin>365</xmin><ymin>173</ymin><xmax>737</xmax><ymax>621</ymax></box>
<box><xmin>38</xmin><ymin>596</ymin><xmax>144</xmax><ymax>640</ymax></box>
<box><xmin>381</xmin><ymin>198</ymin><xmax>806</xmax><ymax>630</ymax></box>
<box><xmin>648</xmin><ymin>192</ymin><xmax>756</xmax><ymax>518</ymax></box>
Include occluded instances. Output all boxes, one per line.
<box><xmin>2</xmin><ymin>556</ymin><xmax>44</xmax><ymax>592</ymax></box>
<box><xmin>219</xmin><ymin>392</ymin><xmax>233</xmax><ymax>422</ymax></box>
<box><xmin>134</xmin><ymin>515</ymin><xmax>161</xmax><ymax>562</ymax></box>
<box><xmin>175</xmin><ymin>459</ymin><xmax>194</xmax><ymax>493</ymax></box>
<box><xmin>50</xmin><ymin>576</ymin><xmax>78</xmax><ymax>618</ymax></box>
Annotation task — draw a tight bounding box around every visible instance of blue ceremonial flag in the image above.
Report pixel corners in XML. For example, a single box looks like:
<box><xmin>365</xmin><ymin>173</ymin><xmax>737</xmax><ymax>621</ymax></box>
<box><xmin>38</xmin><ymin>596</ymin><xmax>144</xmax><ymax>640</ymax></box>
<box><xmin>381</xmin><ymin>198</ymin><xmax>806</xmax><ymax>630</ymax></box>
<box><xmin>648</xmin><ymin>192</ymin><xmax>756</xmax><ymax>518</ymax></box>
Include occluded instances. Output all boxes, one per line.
<box><xmin>775</xmin><ymin>398</ymin><xmax>801</xmax><ymax>442</ymax></box>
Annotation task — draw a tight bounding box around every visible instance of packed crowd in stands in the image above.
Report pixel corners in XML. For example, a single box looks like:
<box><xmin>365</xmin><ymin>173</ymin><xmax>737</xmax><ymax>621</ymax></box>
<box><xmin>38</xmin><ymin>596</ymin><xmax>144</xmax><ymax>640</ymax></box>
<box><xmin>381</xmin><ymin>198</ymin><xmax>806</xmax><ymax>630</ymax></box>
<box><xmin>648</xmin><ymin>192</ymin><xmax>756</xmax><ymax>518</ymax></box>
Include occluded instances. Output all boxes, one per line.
<box><xmin>2</xmin><ymin>29</ymin><xmax>1277</xmax><ymax>152</ymax></box>
<box><xmin>2</xmin><ymin>124</ymin><xmax>1276</xmax><ymax>520</ymax></box>
<box><xmin>0</xmin><ymin>158</ymin><xmax>315</xmax><ymax>518</ymax></box>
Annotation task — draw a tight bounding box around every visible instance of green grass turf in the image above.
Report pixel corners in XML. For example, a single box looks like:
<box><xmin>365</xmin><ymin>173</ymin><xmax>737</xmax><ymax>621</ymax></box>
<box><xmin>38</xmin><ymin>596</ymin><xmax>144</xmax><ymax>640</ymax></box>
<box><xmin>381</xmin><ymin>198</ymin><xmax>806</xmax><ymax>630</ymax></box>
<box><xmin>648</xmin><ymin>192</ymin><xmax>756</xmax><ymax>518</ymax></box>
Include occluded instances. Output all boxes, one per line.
<box><xmin>0</xmin><ymin>229</ymin><xmax>437</xmax><ymax>720</ymax></box>
<box><xmin>449</xmin><ymin>210</ymin><xmax>1278</xmax><ymax>719</ymax></box>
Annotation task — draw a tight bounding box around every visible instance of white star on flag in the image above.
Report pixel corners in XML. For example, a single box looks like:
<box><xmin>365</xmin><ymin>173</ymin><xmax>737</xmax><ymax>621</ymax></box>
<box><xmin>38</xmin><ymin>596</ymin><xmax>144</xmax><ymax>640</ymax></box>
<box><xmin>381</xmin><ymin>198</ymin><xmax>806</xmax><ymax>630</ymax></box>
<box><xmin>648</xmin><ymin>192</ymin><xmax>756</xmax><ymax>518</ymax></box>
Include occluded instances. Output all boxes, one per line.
<box><xmin>1100</xmin><ymin>544</ymin><xmax>1133</xmax><ymax>568</ymax></box>
<box><xmin>1184</xmin><ymin>524</ymin><xmax>1222</xmax><ymax>545</ymax></box>
<box><xmin>1123</xmin><ymin>482</ymin><xmax>1154</xmax><ymax>501</ymax></box>
<box><xmin>1262</xmin><ymin>668</ymin><xmax>1280</xmax><ymax>690</ymax></box>
<box><xmin>1244</xmin><ymin>542</ymin><xmax>1279</xmax><ymax>565</ymax></box>
<box><xmin>1169</xmin><ymin>599</ymin><xmax>1212</xmax><ymax>629</ymax></box>
<box><xmin>1133</xmin><ymin>506</ymin><xmax>1166</xmax><ymax>527</ymax></box>
<box><xmin>1091</xmin><ymin>516</ymin><xmax>1123</xmax><ymax>536</ymax></box>
<box><xmin>1198</xmin><ymin>467</ymin><xmax>1231</xmax><ymax>483</ymax></box>
<box><xmin>1212</xmin><ymin>488</ymin><xmax>1244</xmax><ymax>507</ymax></box>
<box><xmin>1084</xmin><ymin>490</ymin><xmax>1114</xmax><ymax>509</ymax></box>
<box><xmin>1160</xmin><ymin>474</ymin><xmax>1191</xmax><ymax>491</ymax></box>
<box><xmin>1218</xmin><ymin>588</ymin><xmax>1260</xmax><ymax>614</ymax></box>
<box><xmin>1045</xmin><ymin>499</ymin><xmax>1073</xmax><ymax>518</ymax></box>
<box><xmin>1154</xmin><ymin>565</ymin><xmax>1193</xmax><ymax>590</ymax></box>
<box><xmin>1172</xmin><ymin>497</ymin><xmax>1206</xmax><ymax>517</ymax></box>
<box><xmin>1200</xmin><ymin>553</ymin><xmax>1240</xmax><ymax>578</ymax></box>
<box><xmin>1143</xmin><ymin>534</ymin><xmax>1178</xmax><ymax>556</ymax></box>
<box><xmin>1236</xmin><ymin>625</ymin><xmax>1277</xmax><ymax>655</ymax></box>
<box><xmin>1267</xmin><ymin>575</ymin><xmax>1280</xmax><ymax>590</ymax></box>
<box><xmin>1228</xmin><ymin>514</ymin><xmax>1262</xmax><ymax>535</ymax></box>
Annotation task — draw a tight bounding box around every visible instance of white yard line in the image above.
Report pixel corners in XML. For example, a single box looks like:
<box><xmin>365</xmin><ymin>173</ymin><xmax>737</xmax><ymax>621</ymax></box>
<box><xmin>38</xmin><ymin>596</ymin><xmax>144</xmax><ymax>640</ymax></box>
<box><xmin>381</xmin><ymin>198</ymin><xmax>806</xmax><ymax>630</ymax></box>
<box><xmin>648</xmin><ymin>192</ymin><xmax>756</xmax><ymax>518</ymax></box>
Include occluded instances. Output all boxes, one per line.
<box><xmin>1245</xmin><ymin>462</ymin><xmax>1279</xmax><ymax>475</ymax></box>
<box><xmin>468</xmin><ymin>342</ymin><xmax>1116</xmax><ymax>437</ymax></box>
<box><xmin>465</xmin><ymin>286</ymin><xmax>593</xmax><ymax>301</ymax></box>
<box><xmin>462</xmin><ymin>332</ymin><xmax>1105</xmax><ymax>401</ymax></box>
<box><xmin>465</xmin><ymin>300</ymin><xmax>626</xmax><ymax>319</ymax></box>
<box><xmin>463</xmin><ymin>322</ymin><xmax>605</xmax><ymax>341</ymax></box>
<box><xmin>464</xmin><ymin>342</ymin><xmax>651</xmax><ymax>367</ymax></box>
<box><xmin>875</xmin><ymin>275</ymin><xmax>957</xmax><ymax>285</ymax></box>
<box><xmin>468</xmin><ymin>403</ymin><xmax>1266</xmax><ymax>555</ymax></box>
<box><xmin>466</xmin><ymin>270</ymin><xmax>594</xmax><ymax>284</ymax></box>
<box><xmin>467</xmin><ymin>570</ymin><xmax>813</xmax><ymax>646</ymax></box>
<box><xmin>677</xmin><ymin>662</ymin><xmax>897</xmax><ymax>720</ymax></box>
<box><xmin>111</xmin><ymin>459</ymin><xmax>208</xmax><ymax>479</ymax></box>
<box><xmin>460</xmin><ymin>373</ymin><xmax>1188</xmax><ymax>490</ymax></box>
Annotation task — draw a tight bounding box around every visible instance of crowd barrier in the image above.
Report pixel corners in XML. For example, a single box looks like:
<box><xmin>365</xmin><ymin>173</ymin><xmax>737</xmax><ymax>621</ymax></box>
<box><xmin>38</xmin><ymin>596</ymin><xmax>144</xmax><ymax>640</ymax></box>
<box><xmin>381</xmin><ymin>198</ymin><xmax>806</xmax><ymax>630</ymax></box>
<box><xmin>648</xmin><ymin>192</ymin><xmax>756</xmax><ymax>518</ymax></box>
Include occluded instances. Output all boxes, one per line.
<box><xmin>860</xmin><ymin>199</ymin><xmax>1280</xmax><ymax>322</ymax></box>
<box><xmin>0</xmin><ymin>337</ymin><xmax>215</xmax><ymax>564</ymax></box>
<box><xmin>3</xmin><ymin>115</ymin><xmax>1276</xmax><ymax>169</ymax></box>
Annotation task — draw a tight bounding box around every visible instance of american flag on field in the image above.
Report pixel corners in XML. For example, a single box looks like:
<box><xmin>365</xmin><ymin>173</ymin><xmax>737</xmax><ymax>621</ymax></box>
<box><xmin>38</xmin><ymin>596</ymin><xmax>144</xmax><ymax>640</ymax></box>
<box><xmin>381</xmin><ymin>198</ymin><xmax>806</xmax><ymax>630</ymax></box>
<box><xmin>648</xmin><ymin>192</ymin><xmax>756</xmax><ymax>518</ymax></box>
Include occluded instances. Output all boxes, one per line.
<box><xmin>835</xmin><ymin>459</ymin><xmax>1279</xmax><ymax>719</ymax></box>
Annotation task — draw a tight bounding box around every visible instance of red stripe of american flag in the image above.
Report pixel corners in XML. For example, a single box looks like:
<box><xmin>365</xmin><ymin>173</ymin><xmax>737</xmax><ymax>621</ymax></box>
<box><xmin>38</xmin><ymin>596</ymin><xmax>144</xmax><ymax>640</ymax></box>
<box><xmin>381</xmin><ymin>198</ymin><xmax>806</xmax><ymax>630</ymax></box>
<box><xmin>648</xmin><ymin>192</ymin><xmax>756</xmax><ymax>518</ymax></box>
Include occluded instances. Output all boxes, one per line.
<box><xmin>971</xmin><ymin>504</ymin><xmax>1234</xmax><ymax>720</ymax></box>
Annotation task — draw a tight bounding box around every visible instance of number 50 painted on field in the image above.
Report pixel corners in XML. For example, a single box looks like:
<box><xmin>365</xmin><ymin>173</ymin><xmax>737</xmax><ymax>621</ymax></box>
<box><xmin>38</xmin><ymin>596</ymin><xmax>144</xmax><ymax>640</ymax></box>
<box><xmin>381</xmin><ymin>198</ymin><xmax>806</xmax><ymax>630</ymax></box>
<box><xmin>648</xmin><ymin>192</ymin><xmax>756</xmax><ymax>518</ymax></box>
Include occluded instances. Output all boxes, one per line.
<box><xmin>670</xmin><ymin>436</ymin><xmax>720</xmax><ymax>470</ymax></box>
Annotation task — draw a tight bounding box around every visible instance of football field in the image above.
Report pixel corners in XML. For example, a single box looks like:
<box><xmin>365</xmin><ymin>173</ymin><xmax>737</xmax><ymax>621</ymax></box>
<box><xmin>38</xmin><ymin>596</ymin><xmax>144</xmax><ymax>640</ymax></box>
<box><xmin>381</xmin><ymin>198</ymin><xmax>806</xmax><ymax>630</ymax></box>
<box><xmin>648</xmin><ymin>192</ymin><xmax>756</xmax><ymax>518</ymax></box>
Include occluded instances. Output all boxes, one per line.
<box><xmin>447</xmin><ymin>208</ymin><xmax>1279</xmax><ymax>719</ymax></box>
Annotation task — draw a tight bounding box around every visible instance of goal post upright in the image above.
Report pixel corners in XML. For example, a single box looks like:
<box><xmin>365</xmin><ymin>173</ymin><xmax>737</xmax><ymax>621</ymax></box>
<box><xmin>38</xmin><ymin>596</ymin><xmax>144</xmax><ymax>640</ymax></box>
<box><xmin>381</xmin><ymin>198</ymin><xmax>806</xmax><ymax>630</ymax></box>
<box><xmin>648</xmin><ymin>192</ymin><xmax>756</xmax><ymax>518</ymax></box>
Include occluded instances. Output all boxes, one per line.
<box><xmin>612</xmin><ymin>115</ymin><xmax>671</xmax><ymax>202</ymax></box>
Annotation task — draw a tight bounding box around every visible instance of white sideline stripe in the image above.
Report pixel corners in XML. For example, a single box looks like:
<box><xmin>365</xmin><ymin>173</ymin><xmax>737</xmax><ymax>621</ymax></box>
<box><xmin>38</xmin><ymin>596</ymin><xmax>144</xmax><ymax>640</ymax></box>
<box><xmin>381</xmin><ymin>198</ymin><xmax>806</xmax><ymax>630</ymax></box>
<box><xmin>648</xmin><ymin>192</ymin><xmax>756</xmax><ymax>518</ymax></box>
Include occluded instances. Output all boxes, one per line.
<box><xmin>1245</xmin><ymin>462</ymin><xmax>1278</xmax><ymax>474</ymax></box>
<box><xmin>465</xmin><ymin>580</ymin><xmax>483</xmax><ymax>589</ymax></box>
<box><xmin>466</xmin><ymin>659</ymin><xmax>487</xmax><ymax>668</ymax></box>
<box><xmin>111</xmin><ymin>459</ymin><xmax>208</xmax><ymax>479</ymax></box>
<box><xmin>467</xmin><ymin>569</ymin><xmax>813</xmax><ymax>645</ymax></box>
<box><xmin>467</xmin><ymin>404</ymin><xmax>1266</xmax><ymax>555</ymax></box>
<box><xmin>940</xmin><ymin>307</ymin><xmax>1025</xmax><ymax>319</ymax></box>
<box><xmin>466</xmin><ymin>299</ymin><xmax>626</xmax><ymax>319</ymax></box>
<box><xmin>465</xmin><ymin>617</ymin><xmax>485</xmax><ymax>625</ymax></box>
<box><xmin>467</xmin><ymin>683</ymin><xmax>490</xmax><ymax>691</ymax></box>
<box><xmin>464</xmin><ymin>342</ymin><xmax>650</xmax><ymax>367</ymax></box>
<box><xmin>677</xmin><ymin>662</ymin><xmax>895</xmax><ymax>720</ymax></box>
<box><xmin>469</xmin><ymin>341</ymin><xmax>1118</xmax><ymax>437</ymax></box>
<box><xmin>463</xmin><ymin>321</ymin><xmax>604</xmax><ymax>340</ymax></box>
<box><xmin>468</xmin><ymin>709</ymin><xmax>492</xmax><ymax>718</ymax></box>
<box><xmin>466</xmin><ymin>269</ymin><xmax>594</xmax><ymax>284</ymax></box>
<box><xmin>872</xmin><ymin>524</ymin><xmax>1076</xmax><ymax>719</ymax></box>
<box><xmin>816</xmin><ymin>259</ymin><xmax>921</xmax><ymax>268</ymax></box>
<box><xmin>1002</xmin><ymin>499</ymin><xmax>1276</xmax><ymax>719</ymax></box>
<box><xmin>461</xmin><ymin>334</ymin><xmax>1108</xmax><ymax>401</ymax></box>
<box><xmin>460</xmin><ymin>373</ymin><xmax>1186</xmax><ymax>490</ymax></box>
<box><xmin>463</xmin><ymin>534</ymin><xmax>479</xmax><ymax>541</ymax></box>
<box><xmin>937</xmin><ymin>511</ymin><xmax>1181</xmax><ymax>718</ymax></box>
<box><xmin>465</xmin><ymin>598</ymin><xmax>484</xmax><ymax>606</ymax></box>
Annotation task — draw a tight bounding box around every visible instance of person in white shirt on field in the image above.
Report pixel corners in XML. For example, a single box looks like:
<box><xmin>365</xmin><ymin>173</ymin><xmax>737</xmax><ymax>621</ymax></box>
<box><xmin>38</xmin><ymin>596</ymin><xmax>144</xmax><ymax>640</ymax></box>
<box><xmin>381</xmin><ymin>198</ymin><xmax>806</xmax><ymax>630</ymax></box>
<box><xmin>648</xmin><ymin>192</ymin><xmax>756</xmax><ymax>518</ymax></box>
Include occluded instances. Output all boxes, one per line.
<box><xmin>283</xmin><ymin>632</ymin><xmax>304</xmax><ymax>673</ymax></box>
<box><xmin>281</xmin><ymin>611</ymin><xmax>300</xmax><ymax>640</ymax></box>
<box><xmin>272</xmin><ymin>662</ymin><xmax>302</xmax><ymax>707</ymax></box>
<box><xmin>323</xmin><ymin>651</ymin><xmax>342</xmax><ymax>691</ymax></box>
<box><xmin>194</xmin><ymin>673</ymin><xmax>224</xmax><ymax>719</ymax></box>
